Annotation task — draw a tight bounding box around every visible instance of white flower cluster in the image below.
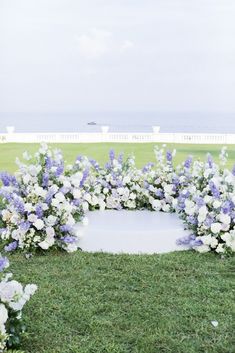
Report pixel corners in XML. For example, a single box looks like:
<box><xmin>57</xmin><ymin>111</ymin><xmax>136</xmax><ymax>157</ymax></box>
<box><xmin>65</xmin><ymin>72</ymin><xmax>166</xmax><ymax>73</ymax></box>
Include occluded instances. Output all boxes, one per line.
<box><xmin>0</xmin><ymin>254</ymin><xmax>37</xmax><ymax>351</ymax></box>
<box><xmin>176</xmin><ymin>154</ymin><xmax>235</xmax><ymax>254</ymax></box>
<box><xmin>0</xmin><ymin>144</ymin><xmax>87</xmax><ymax>253</ymax></box>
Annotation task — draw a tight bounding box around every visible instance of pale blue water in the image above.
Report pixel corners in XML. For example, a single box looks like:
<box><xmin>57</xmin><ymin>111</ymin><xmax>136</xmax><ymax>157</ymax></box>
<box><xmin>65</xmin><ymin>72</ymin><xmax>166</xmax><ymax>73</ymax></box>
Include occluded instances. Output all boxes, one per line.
<box><xmin>0</xmin><ymin>112</ymin><xmax>234</xmax><ymax>133</ymax></box>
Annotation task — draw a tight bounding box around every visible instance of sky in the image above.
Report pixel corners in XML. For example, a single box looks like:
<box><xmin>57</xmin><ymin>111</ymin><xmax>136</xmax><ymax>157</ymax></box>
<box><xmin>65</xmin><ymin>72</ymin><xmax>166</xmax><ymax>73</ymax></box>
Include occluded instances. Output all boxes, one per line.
<box><xmin>0</xmin><ymin>0</ymin><xmax>235</xmax><ymax>114</ymax></box>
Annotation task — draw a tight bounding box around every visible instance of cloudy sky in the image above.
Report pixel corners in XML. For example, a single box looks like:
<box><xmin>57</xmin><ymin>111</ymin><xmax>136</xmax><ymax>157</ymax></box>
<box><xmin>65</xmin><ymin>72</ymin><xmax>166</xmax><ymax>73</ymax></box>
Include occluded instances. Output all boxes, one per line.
<box><xmin>0</xmin><ymin>0</ymin><xmax>235</xmax><ymax>113</ymax></box>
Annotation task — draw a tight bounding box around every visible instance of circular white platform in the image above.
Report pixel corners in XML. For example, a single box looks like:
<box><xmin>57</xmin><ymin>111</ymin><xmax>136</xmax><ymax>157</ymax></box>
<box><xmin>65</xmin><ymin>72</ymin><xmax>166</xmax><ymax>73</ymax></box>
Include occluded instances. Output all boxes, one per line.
<box><xmin>78</xmin><ymin>210</ymin><xmax>191</xmax><ymax>254</ymax></box>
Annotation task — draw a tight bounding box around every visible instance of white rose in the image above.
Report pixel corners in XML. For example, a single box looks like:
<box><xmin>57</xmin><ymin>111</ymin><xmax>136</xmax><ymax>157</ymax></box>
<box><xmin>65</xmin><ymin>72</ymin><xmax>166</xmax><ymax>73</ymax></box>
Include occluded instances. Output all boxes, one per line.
<box><xmin>28</xmin><ymin>214</ymin><xmax>38</xmax><ymax>223</ymax></box>
<box><xmin>123</xmin><ymin>176</ymin><xmax>131</xmax><ymax>184</ymax></box>
<box><xmin>33</xmin><ymin>219</ymin><xmax>44</xmax><ymax>230</ymax></box>
<box><xmin>55</xmin><ymin>192</ymin><xmax>65</xmax><ymax>202</ymax></box>
<box><xmin>46</xmin><ymin>227</ymin><xmax>55</xmax><ymax>237</ymax></box>
<box><xmin>66</xmin><ymin>243</ymin><xmax>78</xmax><ymax>253</ymax></box>
<box><xmin>82</xmin><ymin>217</ymin><xmax>89</xmax><ymax>226</ymax></box>
<box><xmin>25</xmin><ymin>203</ymin><xmax>33</xmax><ymax>212</ymax></box>
<box><xmin>213</xmin><ymin>200</ymin><xmax>222</xmax><ymax>208</ymax></box>
<box><xmin>204</xmin><ymin>195</ymin><xmax>213</xmax><ymax>204</ymax></box>
<box><xmin>196</xmin><ymin>244</ymin><xmax>210</xmax><ymax>253</ymax></box>
<box><xmin>84</xmin><ymin>193</ymin><xmax>91</xmax><ymax>203</ymax></box>
<box><xmin>219</xmin><ymin>214</ymin><xmax>231</xmax><ymax>226</ymax></box>
<box><xmin>152</xmin><ymin>199</ymin><xmax>161</xmax><ymax>211</ymax></box>
<box><xmin>0</xmin><ymin>304</ymin><xmax>8</xmax><ymax>325</ymax></box>
<box><xmin>211</xmin><ymin>222</ymin><xmax>222</xmax><ymax>234</ymax></box>
<box><xmin>215</xmin><ymin>244</ymin><xmax>225</xmax><ymax>253</ymax></box>
<box><xmin>162</xmin><ymin>204</ymin><xmax>170</xmax><ymax>212</ymax></box>
<box><xmin>73</xmin><ymin>189</ymin><xmax>81</xmax><ymax>199</ymax></box>
<box><xmin>221</xmin><ymin>232</ymin><xmax>232</xmax><ymax>243</ymax></box>
<box><xmin>46</xmin><ymin>215</ymin><xmax>57</xmax><ymax>226</ymax></box>
<box><xmin>63</xmin><ymin>180</ymin><xmax>71</xmax><ymax>188</ymax></box>
<box><xmin>34</xmin><ymin>186</ymin><xmax>46</xmax><ymax>197</ymax></box>
<box><xmin>103</xmin><ymin>187</ymin><xmax>109</xmax><ymax>195</ymax></box>
<box><xmin>164</xmin><ymin>184</ymin><xmax>174</xmax><ymax>195</ymax></box>
<box><xmin>66</xmin><ymin>215</ymin><xmax>75</xmax><ymax>226</ymax></box>
<box><xmin>0</xmin><ymin>280</ymin><xmax>23</xmax><ymax>303</ymax></box>
<box><xmin>51</xmin><ymin>198</ymin><xmax>60</xmax><ymax>207</ymax></box>
<box><xmin>82</xmin><ymin>201</ymin><xmax>89</xmax><ymax>212</ymax></box>
<box><xmin>23</xmin><ymin>174</ymin><xmax>31</xmax><ymax>184</ymax></box>
<box><xmin>117</xmin><ymin>187</ymin><xmax>125</xmax><ymax>195</ymax></box>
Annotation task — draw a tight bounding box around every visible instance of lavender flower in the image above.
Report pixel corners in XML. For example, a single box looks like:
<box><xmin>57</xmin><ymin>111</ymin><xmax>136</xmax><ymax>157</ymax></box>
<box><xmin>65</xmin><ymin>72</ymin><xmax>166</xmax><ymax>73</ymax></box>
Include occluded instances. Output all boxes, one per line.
<box><xmin>0</xmin><ymin>172</ymin><xmax>17</xmax><ymax>186</ymax></box>
<box><xmin>118</xmin><ymin>153</ymin><xmax>124</xmax><ymax>164</ymax></box>
<box><xmin>0</xmin><ymin>255</ymin><xmax>9</xmax><ymax>272</ymax></box>
<box><xmin>184</xmin><ymin>156</ymin><xmax>193</xmax><ymax>169</ymax></box>
<box><xmin>207</xmin><ymin>154</ymin><xmax>214</xmax><ymax>168</ymax></box>
<box><xmin>13</xmin><ymin>197</ymin><xmax>25</xmax><ymax>214</ymax></box>
<box><xmin>221</xmin><ymin>201</ymin><xmax>233</xmax><ymax>214</ymax></box>
<box><xmin>89</xmin><ymin>159</ymin><xmax>100</xmax><ymax>171</ymax></box>
<box><xmin>142</xmin><ymin>163</ymin><xmax>154</xmax><ymax>173</ymax></box>
<box><xmin>166</xmin><ymin>150</ymin><xmax>172</xmax><ymax>162</ymax></box>
<box><xmin>20</xmin><ymin>221</ymin><xmax>30</xmax><ymax>231</ymax></box>
<box><xmin>209</xmin><ymin>181</ymin><xmax>220</xmax><ymax>199</ymax></box>
<box><xmin>176</xmin><ymin>234</ymin><xmax>202</xmax><ymax>247</ymax></box>
<box><xmin>60</xmin><ymin>225</ymin><xmax>73</xmax><ymax>232</ymax></box>
<box><xmin>35</xmin><ymin>204</ymin><xmax>43</xmax><ymax>218</ymax></box>
<box><xmin>55</xmin><ymin>164</ymin><xmax>64</xmax><ymax>177</ymax></box>
<box><xmin>4</xmin><ymin>241</ymin><xmax>18</xmax><ymax>252</ymax></box>
<box><xmin>109</xmin><ymin>149</ymin><xmax>115</xmax><ymax>161</ymax></box>
<box><xmin>42</xmin><ymin>172</ymin><xmax>49</xmax><ymax>187</ymax></box>
<box><xmin>45</xmin><ymin>156</ymin><xmax>53</xmax><ymax>169</ymax></box>
<box><xmin>80</xmin><ymin>169</ymin><xmax>89</xmax><ymax>187</ymax></box>
<box><xmin>61</xmin><ymin>235</ymin><xmax>77</xmax><ymax>244</ymax></box>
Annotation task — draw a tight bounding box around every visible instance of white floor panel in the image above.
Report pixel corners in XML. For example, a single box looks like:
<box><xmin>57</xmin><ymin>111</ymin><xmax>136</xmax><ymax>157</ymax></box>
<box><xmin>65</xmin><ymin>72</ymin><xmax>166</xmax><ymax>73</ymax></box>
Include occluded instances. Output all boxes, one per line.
<box><xmin>78</xmin><ymin>210</ymin><xmax>190</xmax><ymax>254</ymax></box>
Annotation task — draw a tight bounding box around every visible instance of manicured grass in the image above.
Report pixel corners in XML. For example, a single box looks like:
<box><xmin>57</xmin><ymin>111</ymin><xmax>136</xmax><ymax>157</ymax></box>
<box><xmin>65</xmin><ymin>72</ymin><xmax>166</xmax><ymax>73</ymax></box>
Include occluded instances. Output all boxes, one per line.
<box><xmin>1</xmin><ymin>143</ymin><xmax>235</xmax><ymax>172</ymax></box>
<box><xmin>10</xmin><ymin>251</ymin><xmax>234</xmax><ymax>353</ymax></box>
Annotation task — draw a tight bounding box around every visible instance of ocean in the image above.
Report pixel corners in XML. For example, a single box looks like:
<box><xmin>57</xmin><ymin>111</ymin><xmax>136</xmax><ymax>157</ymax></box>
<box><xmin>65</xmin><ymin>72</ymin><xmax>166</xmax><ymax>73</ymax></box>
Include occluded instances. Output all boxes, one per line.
<box><xmin>0</xmin><ymin>112</ymin><xmax>234</xmax><ymax>134</ymax></box>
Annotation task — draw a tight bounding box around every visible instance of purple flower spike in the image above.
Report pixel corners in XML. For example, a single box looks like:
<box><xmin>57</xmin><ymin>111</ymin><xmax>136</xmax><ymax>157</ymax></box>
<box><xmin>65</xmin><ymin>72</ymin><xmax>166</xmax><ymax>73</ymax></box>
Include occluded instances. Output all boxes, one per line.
<box><xmin>184</xmin><ymin>156</ymin><xmax>193</xmax><ymax>169</ymax></box>
<box><xmin>207</xmin><ymin>154</ymin><xmax>213</xmax><ymax>168</ymax></box>
<box><xmin>166</xmin><ymin>150</ymin><xmax>172</xmax><ymax>162</ymax></box>
<box><xmin>80</xmin><ymin>169</ymin><xmax>89</xmax><ymax>187</ymax></box>
<box><xmin>109</xmin><ymin>149</ymin><xmax>115</xmax><ymax>161</ymax></box>
<box><xmin>209</xmin><ymin>181</ymin><xmax>220</xmax><ymax>199</ymax></box>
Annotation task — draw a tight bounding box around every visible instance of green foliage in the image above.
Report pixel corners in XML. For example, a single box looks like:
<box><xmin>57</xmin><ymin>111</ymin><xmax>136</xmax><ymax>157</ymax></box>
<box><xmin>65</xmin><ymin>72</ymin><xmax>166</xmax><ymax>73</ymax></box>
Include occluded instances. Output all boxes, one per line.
<box><xmin>6</xmin><ymin>311</ymin><xmax>27</xmax><ymax>350</ymax></box>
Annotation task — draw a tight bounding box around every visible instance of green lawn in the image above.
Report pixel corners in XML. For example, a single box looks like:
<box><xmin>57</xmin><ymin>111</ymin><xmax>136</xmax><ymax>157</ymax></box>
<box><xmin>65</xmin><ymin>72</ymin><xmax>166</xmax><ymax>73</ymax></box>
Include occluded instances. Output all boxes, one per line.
<box><xmin>10</xmin><ymin>251</ymin><xmax>234</xmax><ymax>353</ymax></box>
<box><xmin>1</xmin><ymin>143</ymin><xmax>235</xmax><ymax>172</ymax></box>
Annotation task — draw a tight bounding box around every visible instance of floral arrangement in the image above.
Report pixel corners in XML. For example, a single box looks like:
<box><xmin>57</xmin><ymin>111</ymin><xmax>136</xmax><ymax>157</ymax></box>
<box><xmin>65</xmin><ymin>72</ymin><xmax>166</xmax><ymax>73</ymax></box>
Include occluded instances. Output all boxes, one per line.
<box><xmin>139</xmin><ymin>146</ymin><xmax>178</xmax><ymax>212</ymax></box>
<box><xmin>176</xmin><ymin>149</ymin><xmax>235</xmax><ymax>254</ymax></box>
<box><xmin>0</xmin><ymin>143</ymin><xmax>235</xmax><ymax>256</ymax></box>
<box><xmin>0</xmin><ymin>254</ymin><xmax>37</xmax><ymax>352</ymax></box>
<box><xmin>0</xmin><ymin>144</ymin><xmax>86</xmax><ymax>253</ymax></box>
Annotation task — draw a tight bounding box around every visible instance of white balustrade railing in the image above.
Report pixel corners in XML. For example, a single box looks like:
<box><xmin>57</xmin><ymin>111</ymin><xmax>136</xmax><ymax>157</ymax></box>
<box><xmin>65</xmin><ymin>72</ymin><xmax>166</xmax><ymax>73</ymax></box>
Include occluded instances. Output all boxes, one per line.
<box><xmin>0</xmin><ymin>132</ymin><xmax>235</xmax><ymax>144</ymax></box>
